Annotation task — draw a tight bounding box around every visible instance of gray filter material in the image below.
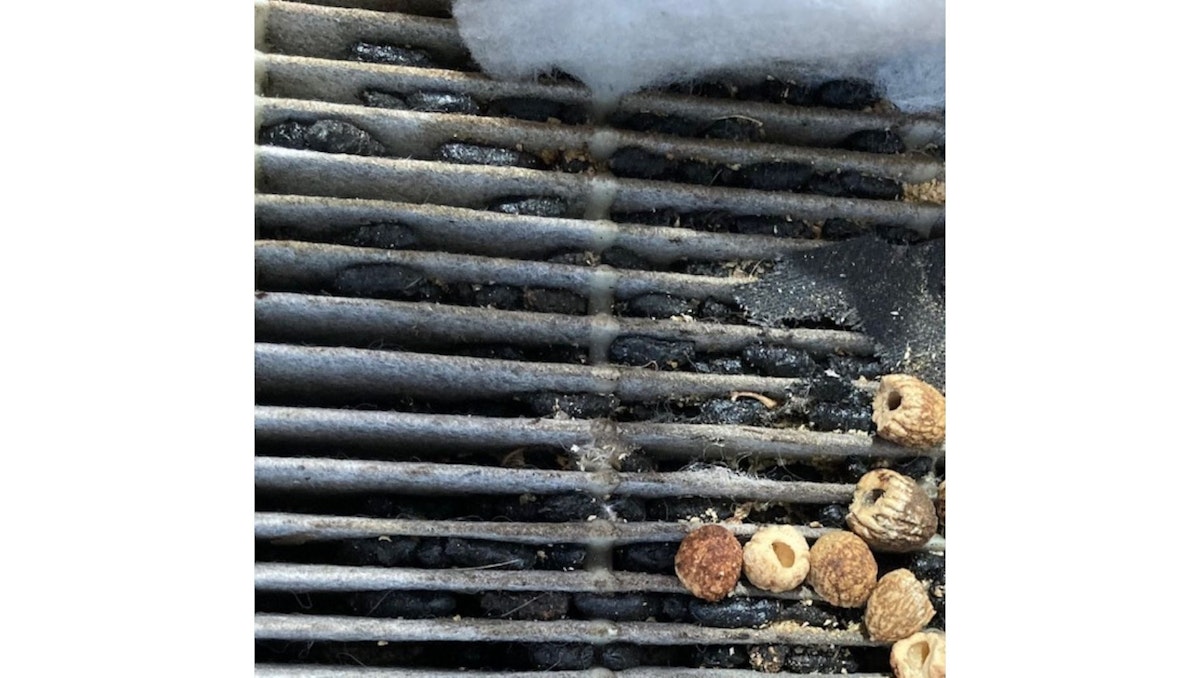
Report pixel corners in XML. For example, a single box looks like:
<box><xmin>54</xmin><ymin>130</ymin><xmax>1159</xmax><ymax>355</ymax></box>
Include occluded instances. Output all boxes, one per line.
<box><xmin>256</xmin><ymin>0</ymin><xmax>945</xmax><ymax>673</ymax></box>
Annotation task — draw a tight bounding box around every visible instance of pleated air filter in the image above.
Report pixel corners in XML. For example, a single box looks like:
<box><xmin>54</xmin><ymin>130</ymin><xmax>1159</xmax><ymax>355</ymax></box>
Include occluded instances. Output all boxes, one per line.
<box><xmin>255</xmin><ymin>1</ymin><xmax>946</xmax><ymax>674</ymax></box>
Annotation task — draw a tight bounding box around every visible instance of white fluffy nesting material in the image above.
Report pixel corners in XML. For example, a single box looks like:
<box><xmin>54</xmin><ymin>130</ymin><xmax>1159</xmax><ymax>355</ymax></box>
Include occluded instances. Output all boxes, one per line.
<box><xmin>452</xmin><ymin>0</ymin><xmax>944</xmax><ymax>113</ymax></box>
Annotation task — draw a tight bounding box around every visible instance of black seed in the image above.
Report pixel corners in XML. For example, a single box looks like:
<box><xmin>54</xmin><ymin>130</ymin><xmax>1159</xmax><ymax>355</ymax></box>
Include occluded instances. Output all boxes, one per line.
<box><xmin>623</xmin><ymin>293</ymin><xmax>697</xmax><ymax>319</ymax></box>
<box><xmin>732</xmin><ymin>215</ymin><xmax>814</xmax><ymax>238</ymax></box>
<box><xmin>894</xmin><ymin>456</ymin><xmax>935</xmax><ymax>481</ymax></box>
<box><xmin>608</xmin><ymin>147</ymin><xmax>671</xmax><ymax>179</ymax></box>
<box><xmin>647</xmin><ymin>497</ymin><xmax>736</xmax><ymax>522</ymax></box>
<box><xmin>609</xmin><ymin>208</ymin><xmax>680</xmax><ymax>227</ymax></box>
<box><xmin>839</xmin><ymin>171</ymin><xmax>904</xmax><ymax>201</ymax></box>
<box><xmin>908</xmin><ymin>551</ymin><xmax>945</xmax><ymax>584</ymax></box>
<box><xmin>558</xmin><ymin>154</ymin><xmax>594</xmax><ymax>173</ymax></box>
<box><xmin>736</xmin><ymin>161</ymin><xmax>814</xmax><ymax>191</ymax></box>
<box><xmin>609</xmin><ymin>336</ymin><xmax>696</xmax><ymax>368</ymax></box>
<box><xmin>347</xmin><ymin>223</ymin><xmax>419</xmax><ymax>250</ymax></box>
<box><xmin>413</xmin><ymin>538</ymin><xmax>447</xmax><ymax>568</ymax></box>
<box><xmin>487</xmin><ymin>196</ymin><xmax>569</xmax><ymax>217</ymax></box>
<box><xmin>698</xmin><ymin>397</ymin><xmax>766</xmax><ymax>425</ymax></box>
<box><xmin>258</xmin><ymin>120</ymin><xmax>308</xmax><ymax>149</ymax></box>
<box><xmin>308</xmin><ymin>641</ymin><xmax>426</xmax><ymax>666</ymax></box>
<box><xmin>702</xmin><ymin>116</ymin><xmax>764</xmax><ymax>141</ymax></box>
<box><xmin>526</xmin><ymin>643</ymin><xmax>593</xmax><ymax>670</ymax></box>
<box><xmin>931</xmin><ymin>587</ymin><xmax>945</xmax><ymax>628</ymax></box>
<box><xmin>826</xmin><ymin>355</ymin><xmax>884</xmax><ymax>380</ymax></box>
<box><xmin>359</xmin><ymin>89</ymin><xmax>408</xmax><ymax>109</ymax></box>
<box><xmin>600</xmin><ymin>644</ymin><xmax>643</xmax><ymax>670</ymax></box>
<box><xmin>673</xmin><ymin>159</ymin><xmax>737</xmax><ymax>186</ymax></box>
<box><xmin>693</xmin><ymin>80</ymin><xmax>738</xmax><ymax>98</ymax></box>
<box><xmin>435</xmin><ymin>142</ymin><xmax>544</xmax><ymax>169</ymax></box>
<box><xmin>573</xmin><ymin>593</ymin><xmax>661</xmax><ymax>621</ymax></box>
<box><xmin>786</xmin><ymin>646</ymin><xmax>860</xmax><ymax>673</ymax></box>
<box><xmin>499</xmin><ymin>493</ymin><xmax>599</xmax><ymax>522</ymax></box>
<box><xmin>609</xmin><ymin>496</ymin><xmax>647</xmax><ymax>522</ymax></box>
<box><xmin>542</xmin><ymin>544</ymin><xmax>589</xmax><ymax>570</ymax></box>
<box><xmin>689</xmin><ymin>598</ymin><xmax>781</xmax><ymax>628</ymax></box>
<box><xmin>473</xmin><ymin>284</ymin><xmax>523</xmax><ymax>310</ymax></box>
<box><xmin>781</xmin><ymin>601</ymin><xmax>839</xmax><ymax>627</ymax></box>
<box><xmin>680</xmin><ymin>210</ymin><xmax>735</xmax><ymax>233</ymax></box>
<box><xmin>348</xmin><ymin>590</ymin><xmax>455</xmax><ymax>618</ymax></box>
<box><xmin>404</xmin><ymin>90</ymin><xmax>480</xmax><ymax>114</ymax></box>
<box><xmin>692</xmin><ymin>356</ymin><xmax>746</xmax><ymax>375</ymax></box>
<box><xmin>696</xmin><ymin>645</ymin><xmax>748</xmax><ymax>668</ymax></box>
<box><xmin>614</xmin><ymin>111</ymin><xmax>701</xmax><ymax>137</ymax></box>
<box><xmin>822</xmin><ymin>218</ymin><xmax>868</xmax><ymax>240</ymax></box>
<box><xmin>617</xmin><ymin>451</ymin><xmax>657</xmax><ymax>473</ymax></box>
<box><xmin>600</xmin><ymin>247</ymin><xmax>651</xmax><ymax>270</ymax></box>
<box><xmin>558</xmin><ymin>104</ymin><xmax>591</xmax><ymax>125</ymax></box>
<box><xmin>527</xmin><ymin>392</ymin><xmax>619</xmax><ymax>418</ymax></box>
<box><xmin>742</xmin><ymin>344</ymin><xmax>817</xmax><ymax>377</ymax></box>
<box><xmin>487</xmin><ymin>97</ymin><xmax>564</xmax><ymax>122</ymax></box>
<box><xmin>782</xmin><ymin>81</ymin><xmax>813</xmax><ymax>105</ymax></box>
<box><xmin>844</xmin><ymin>457</ymin><xmax>872</xmax><ymax>480</ymax></box>
<box><xmin>876</xmin><ymin>223</ymin><xmax>925</xmax><ymax>244</ymax></box>
<box><xmin>304</xmin><ymin>120</ymin><xmax>386</xmax><ymax>156</ymax></box>
<box><xmin>809</xmin><ymin>374</ymin><xmax>854</xmax><ymax>402</ymax></box>
<box><xmin>540</xmin><ymin>493</ymin><xmax>602</xmax><ymax>521</ymax></box>
<box><xmin>335</xmin><ymin>537</ymin><xmax>418</xmax><ymax>567</ymax></box>
<box><xmin>523</xmin><ymin>287</ymin><xmax>588</xmax><ymax>315</ymax></box>
<box><xmin>841</xmin><ymin>129</ymin><xmax>907</xmax><ymax>154</ymax></box>
<box><xmin>805</xmin><ymin>171</ymin><xmax>849</xmax><ymax>197</ymax></box>
<box><xmin>350</xmin><ymin>42</ymin><xmax>436</xmax><ymax>67</ymax></box>
<box><xmin>331</xmin><ymin>263</ymin><xmax>431</xmax><ymax>301</ymax></box>
<box><xmin>480</xmin><ymin>591</ymin><xmax>570</xmax><ymax>620</ymax></box>
<box><xmin>813</xmin><ymin>78</ymin><xmax>881</xmax><ymax>109</ymax></box>
<box><xmin>697</xmin><ymin>298</ymin><xmax>743</xmax><ymax>323</ymax></box>
<box><xmin>444</xmin><ymin>538</ymin><xmax>537</xmax><ymax>569</ymax></box>
<box><xmin>614</xmin><ymin>542</ymin><xmax>676</xmax><ymax>574</ymax></box>
<box><xmin>817</xmin><ymin>504</ymin><xmax>849</xmax><ymax>528</ymax></box>
<box><xmin>808</xmin><ymin>401</ymin><xmax>873</xmax><ymax>433</ymax></box>
<box><xmin>658</xmin><ymin>595</ymin><xmax>690</xmax><ymax>621</ymax></box>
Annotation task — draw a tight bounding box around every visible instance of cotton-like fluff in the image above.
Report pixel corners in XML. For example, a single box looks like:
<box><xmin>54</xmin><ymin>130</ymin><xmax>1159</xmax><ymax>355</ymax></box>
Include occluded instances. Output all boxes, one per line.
<box><xmin>452</xmin><ymin>0</ymin><xmax>944</xmax><ymax>112</ymax></box>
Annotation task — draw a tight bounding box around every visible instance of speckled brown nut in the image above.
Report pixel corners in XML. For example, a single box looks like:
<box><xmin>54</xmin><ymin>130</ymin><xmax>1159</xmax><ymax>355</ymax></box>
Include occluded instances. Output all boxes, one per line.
<box><xmin>891</xmin><ymin>630</ymin><xmax>946</xmax><ymax>678</ymax></box>
<box><xmin>936</xmin><ymin>480</ymin><xmax>946</xmax><ymax>528</ymax></box>
<box><xmin>847</xmin><ymin>469</ymin><xmax>938</xmax><ymax>552</ymax></box>
<box><xmin>675</xmin><ymin>524</ymin><xmax>743</xmax><ymax>601</ymax></box>
<box><xmin>873</xmin><ymin>375</ymin><xmax>945</xmax><ymax>447</ymax></box>
<box><xmin>806</xmin><ymin>530</ymin><xmax>877</xmax><ymax>608</ymax></box>
<box><xmin>864</xmin><ymin>569</ymin><xmax>935</xmax><ymax>642</ymax></box>
<box><xmin>742</xmin><ymin>525</ymin><xmax>810</xmax><ymax>593</ymax></box>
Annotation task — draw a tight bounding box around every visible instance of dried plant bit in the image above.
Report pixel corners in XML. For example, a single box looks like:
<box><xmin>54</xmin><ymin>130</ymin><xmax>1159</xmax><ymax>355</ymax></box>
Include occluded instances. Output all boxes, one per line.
<box><xmin>807</xmin><ymin>530</ymin><xmax>877</xmax><ymax>608</ymax></box>
<box><xmin>742</xmin><ymin>525</ymin><xmax>810</xmax><ymax>593</ymax></box>
<box><xmin>674</xmin><ymin>524</ymin><xmax>742</xmax><ymax>601</ymax></box>
<box><xmin>873</xmin><ymin>374</ymin><xmax>946</xmax><ymax>447</ymax></box>
<box><xmin>847</xmin><ymin>468</ymin><xmax>938</xmax><ymax>552</ymax></box>
<box><xmin>864</xmin><ymin>569</ymin><xmax>935</xmax><ymax>642</ymax></box>
<box><xmin>729</xmin><ymin>391</ymin><xmax>779</xmax><ymax>409</ymax></box>
<box><xmin>891</xmin><ymin>629</ymin><xmax>946</xmax><ymax>678</ymax></box>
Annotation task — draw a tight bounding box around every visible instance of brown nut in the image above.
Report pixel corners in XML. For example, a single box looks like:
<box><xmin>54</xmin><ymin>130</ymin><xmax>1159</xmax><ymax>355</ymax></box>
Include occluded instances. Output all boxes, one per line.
<box><xmin>675</xmin><ymin>524</ymin><xmax>742</xmax><ymax>601</ymax></box>
<box><xmin>873</xmin><ymin>375</ymin><xmax>945</xmax><ymax>447</ymax></box>
<box><xmin>807</xmin><ymin>530</ymin><xmax>877</xmax><ymax>607</ymax></box>
<box><xmin>742</xmin><ymin>525</ymin><xmax>810</xmax><ymax>593</ymax></box>
<box><xmin>936</xmin><ymin>480</ymin><xmax>946</xmax><ymax>528</ymax></box>
<box><xmin>891</xmin><ymin>630</ymin><xmax>946</xmax><ymax>678</ymax></box>
<box><xmin>847</xmin><ymin>469</ymin><xmax>938</xmax><ymax>552</ymax></box>
<box><xmin>864</xmin><ymin>569</ymin><xmax>935</xmax><ymax>642</ymax></box>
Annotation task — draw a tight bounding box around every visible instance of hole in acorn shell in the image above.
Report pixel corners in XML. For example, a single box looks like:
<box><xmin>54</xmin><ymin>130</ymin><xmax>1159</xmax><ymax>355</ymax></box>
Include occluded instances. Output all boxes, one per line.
<box><xmin>771</xmin><ymin>541</ymin><xmax>795</xmax><ymax>568</ymax></box>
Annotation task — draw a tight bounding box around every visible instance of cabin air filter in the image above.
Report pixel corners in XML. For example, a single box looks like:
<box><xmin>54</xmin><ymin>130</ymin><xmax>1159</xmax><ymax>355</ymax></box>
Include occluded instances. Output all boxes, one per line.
<box><xmin>254</xmin><ymin>1</ymin><xmax>946</xmax><ymax>675</ymax></box>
